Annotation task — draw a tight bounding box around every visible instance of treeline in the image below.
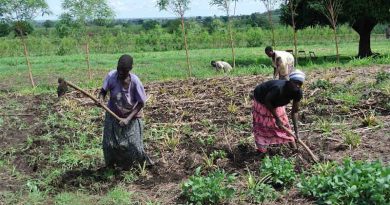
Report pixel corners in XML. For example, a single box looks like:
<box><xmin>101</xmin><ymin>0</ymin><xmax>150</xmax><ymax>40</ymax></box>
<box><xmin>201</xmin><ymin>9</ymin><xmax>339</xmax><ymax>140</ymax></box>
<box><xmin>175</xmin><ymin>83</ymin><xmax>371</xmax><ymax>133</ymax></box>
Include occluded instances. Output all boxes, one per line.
<box><xmin>0</xmin><ymin>13</ymin><xmax>387</xmax><ymax>57</ymax></box>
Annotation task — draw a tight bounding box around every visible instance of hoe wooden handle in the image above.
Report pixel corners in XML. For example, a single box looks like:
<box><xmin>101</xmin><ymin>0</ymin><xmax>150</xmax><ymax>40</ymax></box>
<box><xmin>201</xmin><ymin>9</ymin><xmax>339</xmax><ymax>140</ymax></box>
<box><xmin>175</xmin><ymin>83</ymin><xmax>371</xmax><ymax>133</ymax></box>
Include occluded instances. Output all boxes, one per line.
<box><xmin>281</xmin><ymin>126</ymin><xmax>319</xmax><ymax>163</ymax></box>
<box><xmin>63</xmin><ymin>79</ymin><xmax>122</xmax><ymax>121</ymax></box>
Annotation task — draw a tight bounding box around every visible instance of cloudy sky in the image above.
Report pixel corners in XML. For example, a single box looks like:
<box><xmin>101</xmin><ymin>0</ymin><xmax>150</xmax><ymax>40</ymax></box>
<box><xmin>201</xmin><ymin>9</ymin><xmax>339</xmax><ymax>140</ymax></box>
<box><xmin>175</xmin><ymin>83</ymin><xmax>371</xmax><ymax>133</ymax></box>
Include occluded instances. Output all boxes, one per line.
<box><xmin>37</xmin><ymin>0</ymin><xmax>273</xmax><ymax>20</ymax></box>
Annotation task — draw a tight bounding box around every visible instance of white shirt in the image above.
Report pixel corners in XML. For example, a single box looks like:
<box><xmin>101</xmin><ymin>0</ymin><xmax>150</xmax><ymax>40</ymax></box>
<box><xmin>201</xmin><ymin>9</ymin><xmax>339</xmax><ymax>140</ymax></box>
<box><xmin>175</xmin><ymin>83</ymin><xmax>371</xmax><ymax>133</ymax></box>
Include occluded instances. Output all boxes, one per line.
<box><xmin>272</xmin><ymin>51</ymin><xmax>295</xmax><ymax>78</ymax></box>
<box><xmin>214</xmin><ymin>61</ymin><xmax>232</xmax><ymax>72</ymax></box>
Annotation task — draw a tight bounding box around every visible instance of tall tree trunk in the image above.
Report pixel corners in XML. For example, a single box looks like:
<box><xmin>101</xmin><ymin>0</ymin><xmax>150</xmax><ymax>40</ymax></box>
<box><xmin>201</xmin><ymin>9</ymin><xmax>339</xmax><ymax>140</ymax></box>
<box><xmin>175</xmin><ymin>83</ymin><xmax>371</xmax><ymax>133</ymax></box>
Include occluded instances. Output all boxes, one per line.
<box><xmin>180</xmin><ymin>14</ymin><xmax>191</xmax><ymax>77</ymax></box>
<box><xmin>85</xmin><ymin>35</ymin><xmax>92</xmax><ymax>80</ymax></box>
<box><xmin>332</xmin><ymin>27</ymin><xmax>340</xmax><ymax>64</ymax></box>
<box><xmin>267</xmin><ymin>10</ymin><xmax>275</xmax><ymax>47</ymax></box>
<box><xmin>351</xmin><ymin>17</ymin><xmax>377</xmax><ymax>58</ymax></box>
<box><xmin>293</xmin><ymin>29</ymin><xmax>298</xmax><ymax>65</ymax></box>
<box><xmin>21</xmin><ymin>36</ymin><xmax>35</xmax><ymax>87</ymax></box>
<box><xmin>227</xmin><ymin>17</ymin><xmax>236</xmax><ymax>68</ymax></box>
<box><xmin>290</xmin><ymin>2</ymin><xmax>298</xmax><ymax>65</ymax></box>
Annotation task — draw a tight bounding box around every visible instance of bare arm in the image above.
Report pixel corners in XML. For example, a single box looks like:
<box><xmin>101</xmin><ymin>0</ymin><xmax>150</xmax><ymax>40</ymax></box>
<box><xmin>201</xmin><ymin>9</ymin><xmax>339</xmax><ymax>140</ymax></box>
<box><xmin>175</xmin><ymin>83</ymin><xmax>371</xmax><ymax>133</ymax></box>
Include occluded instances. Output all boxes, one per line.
<box><xmin>273</xmin><ymin>57</ymin><xmax>282</xmax><ymax>79</ymax></box>
<box><xmin>291</xmin><ymin>100</ymin><xmax>300</xmax><ymax>139</ymax></box>
<box><xmin>119</xmin><ymin>103</ymin><xmax>144</xmax><ymax>126</ymax></box>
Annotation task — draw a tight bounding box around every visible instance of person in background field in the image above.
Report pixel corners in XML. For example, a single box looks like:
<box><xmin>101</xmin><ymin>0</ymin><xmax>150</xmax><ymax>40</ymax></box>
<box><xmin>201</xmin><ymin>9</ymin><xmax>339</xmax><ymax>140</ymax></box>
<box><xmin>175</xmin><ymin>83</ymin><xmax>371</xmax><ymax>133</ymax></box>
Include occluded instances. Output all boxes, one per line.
<box><xmin>98</xmin><ymin>54</ymin><xmax>153</xmax><ymax>168</ymax></box>
<box><xmin>211</xmin><ymin>60</ymin><xmax>233</xmax><ymax>73</ymax></box>
<box><xmin>265</xmin><ymin>46</ymin><xmax>295</xmax><ymax>80</ymax></box>
<box><xmin>252</xmin><ymin>70</ymin><xmax>305</xmax><ymax>153</ymax></box>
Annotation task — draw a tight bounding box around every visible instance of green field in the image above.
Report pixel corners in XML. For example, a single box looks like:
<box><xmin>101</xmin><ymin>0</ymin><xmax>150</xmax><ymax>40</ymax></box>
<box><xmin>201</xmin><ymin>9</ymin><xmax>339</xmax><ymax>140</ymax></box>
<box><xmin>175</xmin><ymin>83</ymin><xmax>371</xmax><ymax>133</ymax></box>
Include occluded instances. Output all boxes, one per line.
<box><xmin>1</xmin><ymin>39</ymin><xmax>389</xmax><ymax>93</ymax></box>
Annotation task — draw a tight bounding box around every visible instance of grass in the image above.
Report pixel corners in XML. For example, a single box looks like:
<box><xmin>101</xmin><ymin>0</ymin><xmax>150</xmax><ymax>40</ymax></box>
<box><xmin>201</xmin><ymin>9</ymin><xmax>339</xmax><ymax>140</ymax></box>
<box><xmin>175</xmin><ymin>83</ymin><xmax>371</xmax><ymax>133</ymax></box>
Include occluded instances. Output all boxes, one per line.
<box><xmin>0</xmin><ymin>40</ymin><xmax>389</xmax><ymax>92</ymax></box>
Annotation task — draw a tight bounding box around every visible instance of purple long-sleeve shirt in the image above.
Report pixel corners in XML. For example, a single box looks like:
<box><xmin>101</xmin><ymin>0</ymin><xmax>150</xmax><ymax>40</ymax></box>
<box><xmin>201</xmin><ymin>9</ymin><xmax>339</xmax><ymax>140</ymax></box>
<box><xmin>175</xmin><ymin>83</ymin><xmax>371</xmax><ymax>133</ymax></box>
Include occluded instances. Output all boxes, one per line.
<box><xmin>102</xmin><ymin>70</ymin><xmax>147</xmax><ymax>118</ymax></box>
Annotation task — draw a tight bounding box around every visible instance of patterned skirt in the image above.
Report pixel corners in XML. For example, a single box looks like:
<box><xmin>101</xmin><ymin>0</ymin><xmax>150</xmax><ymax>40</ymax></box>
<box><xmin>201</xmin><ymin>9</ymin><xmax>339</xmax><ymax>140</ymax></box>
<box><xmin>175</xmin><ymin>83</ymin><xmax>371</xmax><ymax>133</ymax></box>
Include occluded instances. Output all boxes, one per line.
<box><xmin>252</xmin><ymin>100</ymin><xmax>295</xmax><ymax>150</ymax></box>
<box><xmin>103</xmin><ymin>112</ymin><xmax>150</xmax><ymax>167</ymax></box>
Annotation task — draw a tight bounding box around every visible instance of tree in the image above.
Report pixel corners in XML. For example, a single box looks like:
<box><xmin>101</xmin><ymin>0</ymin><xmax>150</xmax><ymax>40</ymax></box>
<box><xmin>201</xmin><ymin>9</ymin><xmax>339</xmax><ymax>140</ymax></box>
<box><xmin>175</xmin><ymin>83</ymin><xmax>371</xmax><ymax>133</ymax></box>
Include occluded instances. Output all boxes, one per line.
<box><xmin>142</xmin><ymin>20</ymin><xmax>160</xmax><ymax>31</ymax></box>
<box><xmin>210</xmin><ymin>0</ymin><xmax>236</xmax><ymax>68</ymax></box>
<box><xmin>157</xmin><ymin>0</ymin><xmax>192</xmax><ymax>77</ymax></box>
<box><xmin>0</xmin><ymin>0</ymin><xmax>50</xmax><ymax>87</ymax></box>
<box><xmin>286</xmin><ymin>0</ymin><xmax>301</xmax><ymax>65</ymax></box>
<box><xmin>259</xmin><ymin>0</ymin><xmax>280</xmax><ymax>47</ymax></box>
<box><xmin>0</xmin><ymin>22</ymin><xmax>10</xmax><ymax>37</ymax></box>
<box><xmin>62</xmin><ymin>0</ymin><xmax>114</xmax><ymax>80</ymax></box>
<box><xmin>55</xmin><ymin>13</ymin><xmax>76</xmax><ymax>38</ymax></box>
<box><xmin>311</xmin><ymin>0</ymin><xmax>342</xmax><ymax>64</ymax></box>
<box><xmin>43</xmin><ymin>19</ymin><xmax>54</xmax><ymax>30</ymax></box>
<box><xmin>280</xmin><ymin>0</ymin><xmax>390</xmax><ymax>58</ymax></box>
<box><xmin>12</xmin><ymin>21</ymin><xmax>34</xmax><ymax>36</ymax></box>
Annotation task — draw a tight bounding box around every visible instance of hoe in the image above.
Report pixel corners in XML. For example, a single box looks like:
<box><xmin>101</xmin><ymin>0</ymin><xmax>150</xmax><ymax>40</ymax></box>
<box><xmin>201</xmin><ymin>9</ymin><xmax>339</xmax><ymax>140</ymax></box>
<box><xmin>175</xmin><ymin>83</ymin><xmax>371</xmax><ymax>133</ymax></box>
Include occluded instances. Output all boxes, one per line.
<box><xmin>57</xmin><ymin>78</ymin><xmax>122</xmax><ymax>121</ymax></box>
<box><xmin>282</xmin><ymin>126</ymin><xmax>319</xmax><ymax>163</ymax></box>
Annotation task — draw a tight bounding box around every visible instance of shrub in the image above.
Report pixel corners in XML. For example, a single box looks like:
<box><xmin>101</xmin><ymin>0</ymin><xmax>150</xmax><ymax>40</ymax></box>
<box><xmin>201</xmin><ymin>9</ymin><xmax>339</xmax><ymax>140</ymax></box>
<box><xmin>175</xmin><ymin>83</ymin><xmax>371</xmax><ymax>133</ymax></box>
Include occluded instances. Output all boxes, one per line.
<box><xmin>260</xmin><ymin>156</ymin><xmax>296</xmax><ymax>188</ymax></box>
<box><xmin>181</xmin><ymin>167</ymin><xmax>236</xmax><ymax>204</ymax></box>
<box><xmin>298</xmin><ymin>159</ymin><xmax>390</xmax><ymax>205</ymax></box>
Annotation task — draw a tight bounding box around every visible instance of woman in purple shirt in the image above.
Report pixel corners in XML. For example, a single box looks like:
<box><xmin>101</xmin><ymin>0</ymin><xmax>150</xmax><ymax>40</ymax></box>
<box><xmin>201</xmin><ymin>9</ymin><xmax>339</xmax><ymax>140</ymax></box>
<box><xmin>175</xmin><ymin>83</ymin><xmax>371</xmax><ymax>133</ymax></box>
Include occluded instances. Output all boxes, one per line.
<box><xmin>98</xmin><ymin>54</ymin><xmax>153</xmax><ymax>168</ymax></box>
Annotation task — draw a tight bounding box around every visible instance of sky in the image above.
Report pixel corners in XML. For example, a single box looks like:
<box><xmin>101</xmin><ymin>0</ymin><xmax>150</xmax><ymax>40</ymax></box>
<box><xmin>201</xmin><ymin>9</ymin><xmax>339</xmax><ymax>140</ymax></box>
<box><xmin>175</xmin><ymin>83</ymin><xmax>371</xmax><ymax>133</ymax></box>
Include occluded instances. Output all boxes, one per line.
<box><xmin>37</xmin><ymin>0</ymin><xmax>272</xmax><ymax>20</ymax></box>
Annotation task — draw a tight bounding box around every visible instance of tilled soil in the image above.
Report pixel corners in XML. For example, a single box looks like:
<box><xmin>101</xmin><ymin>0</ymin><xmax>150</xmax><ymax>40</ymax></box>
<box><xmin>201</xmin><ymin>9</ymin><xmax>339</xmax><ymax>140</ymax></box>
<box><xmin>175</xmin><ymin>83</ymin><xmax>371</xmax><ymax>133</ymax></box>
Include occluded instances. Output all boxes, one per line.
<box><xmin>0</xmin><ymin>66</ymin><xmax>389</xmax><ymax>204</ymax></box>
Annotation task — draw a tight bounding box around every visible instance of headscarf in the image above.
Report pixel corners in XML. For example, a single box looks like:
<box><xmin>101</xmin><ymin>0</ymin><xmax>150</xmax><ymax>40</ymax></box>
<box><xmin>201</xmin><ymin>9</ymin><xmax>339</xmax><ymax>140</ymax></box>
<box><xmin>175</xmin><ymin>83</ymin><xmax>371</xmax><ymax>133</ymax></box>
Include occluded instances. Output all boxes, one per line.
<box><xmin>289</xmin><ymin>70</ymin><xmax>305</xmax><ymax>83</ymax></box>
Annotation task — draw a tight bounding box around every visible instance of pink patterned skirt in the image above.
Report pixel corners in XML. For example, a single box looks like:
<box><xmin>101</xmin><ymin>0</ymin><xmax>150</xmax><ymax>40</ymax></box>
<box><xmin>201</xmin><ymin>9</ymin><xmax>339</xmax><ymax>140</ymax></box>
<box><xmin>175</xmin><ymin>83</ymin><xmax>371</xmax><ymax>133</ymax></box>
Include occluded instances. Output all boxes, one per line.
<box><xmin>252</xmin><ymin>100</ymin><xmax>295</xmax><ymax>151</ymax></box>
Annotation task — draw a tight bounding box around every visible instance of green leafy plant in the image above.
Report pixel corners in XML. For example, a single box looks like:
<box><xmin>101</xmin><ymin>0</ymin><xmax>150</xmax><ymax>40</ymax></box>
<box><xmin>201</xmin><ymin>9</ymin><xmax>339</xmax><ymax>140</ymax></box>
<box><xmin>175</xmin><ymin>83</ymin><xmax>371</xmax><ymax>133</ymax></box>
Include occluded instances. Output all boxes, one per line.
<box><xmin>181</xmin><ymin>167</ymin><xmax>236</xmax><ymax>204</ymax></box>
<box><xmin>198</xmin><ymin>135</ymin><xmax>216</xmax><ymax>146</ymax></box>
<box><xmin>202</xmin><ymin>150</ymin><xmax>227</xmax><ymax>169</ymax></box>
<box><xmin>298</xmin><ymin>159</ymin><xmax>390</xmax><ymax>205</ymax></box>
<box><xmin>260</xmin><ymin>156</ymin><xmax>296</xmax><ymax>188</ymax></box>
<box><xmin>210</xmin><ymin>150</ymin><xmax>227</xmax><ymax>160</ymax></box>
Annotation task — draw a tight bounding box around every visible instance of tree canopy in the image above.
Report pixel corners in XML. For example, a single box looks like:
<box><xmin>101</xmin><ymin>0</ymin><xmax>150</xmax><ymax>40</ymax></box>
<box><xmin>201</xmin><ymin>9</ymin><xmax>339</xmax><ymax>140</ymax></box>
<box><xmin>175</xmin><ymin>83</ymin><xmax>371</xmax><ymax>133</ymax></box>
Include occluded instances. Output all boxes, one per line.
<box><xmin>0</xmin><ymin>0</ymin><xmax>50</xmax><ymax>22</ymax></box>
<box><xmin>62</xmin><ymin>0</ymin><xmax>114</xmax><ymax>25</ymax></box>
<box><xmin>280</xmin><ymin>0</ymin><xmax>390</xmax><ymax>57</ymax></box>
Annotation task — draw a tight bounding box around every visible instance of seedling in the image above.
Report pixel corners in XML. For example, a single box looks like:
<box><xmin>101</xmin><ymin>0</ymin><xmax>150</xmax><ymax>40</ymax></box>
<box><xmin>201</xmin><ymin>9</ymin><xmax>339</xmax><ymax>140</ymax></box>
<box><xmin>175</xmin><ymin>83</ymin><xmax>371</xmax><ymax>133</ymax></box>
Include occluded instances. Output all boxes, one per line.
<box><xmin>137</xmin><ymin>161</ymin><xmax>148</xmax><ymax>177</ymax></box>
<box><xmin>360</xmin><ymin>111</ymin><xmax>379</xmax><ymax>127</ymax></box>
<box><xmin>163</xmin><ymin>132</ymin><xmax>181</xmax><ymax>151</ymax></box>
<box><xmin>221</xmin><ymin>86</ymin><xmax>235</xmax><ymax>97</ymax></box>
<box><xmin>227</xmin><ymin>101</ymin><xmax>238</xmax><ymax>114</ymax></box>
<box><xmin>342</xmin><ymin>130</ymin><xmax>361</xmax><ymax>148</ymax></box>
<box><xmin>184</xmin><ymin>88</ymin><xmax>194</xmax><ymax>98</ymax></box>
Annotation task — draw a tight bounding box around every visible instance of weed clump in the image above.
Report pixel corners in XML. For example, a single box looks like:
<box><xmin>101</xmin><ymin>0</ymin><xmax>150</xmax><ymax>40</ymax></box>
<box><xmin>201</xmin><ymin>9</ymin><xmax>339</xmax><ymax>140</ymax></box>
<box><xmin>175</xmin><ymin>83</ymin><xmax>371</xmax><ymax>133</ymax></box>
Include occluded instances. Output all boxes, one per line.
<box><xmin>342</xmin><ymin>130</ymin><xmax>361</xmax><ymax>148</ymax></box>
<box><xmin>245</xmin><ymin>170</ymin><xmax>278</xmax><ymax>203</ymax></box>
<box><xmin>310</xmin><ymin>79</ymin><xmax>332</xmax><ymax>90</ymax></box>
<box><xmin>375</xmin><ymin>71</ymin><xmax>390</xmax><ymax>84</ymax></box>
